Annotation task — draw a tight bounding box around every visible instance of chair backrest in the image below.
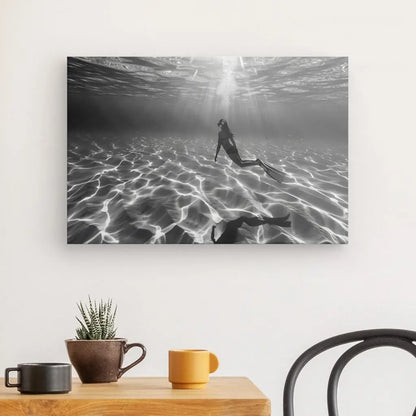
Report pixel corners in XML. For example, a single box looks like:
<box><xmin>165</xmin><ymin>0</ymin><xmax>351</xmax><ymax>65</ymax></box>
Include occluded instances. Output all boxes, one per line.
<box><xmin>283</xmin><ymin>329</ymin><xmax>416</xmax><ymax>416</ymax></box>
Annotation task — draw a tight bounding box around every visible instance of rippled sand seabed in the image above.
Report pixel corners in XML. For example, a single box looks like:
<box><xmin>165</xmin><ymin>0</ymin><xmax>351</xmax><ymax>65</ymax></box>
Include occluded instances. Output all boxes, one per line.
<box><xmin>67</xmin><ymin>136</ymin><xmax>348</xmax><ymax>244</ymax></box>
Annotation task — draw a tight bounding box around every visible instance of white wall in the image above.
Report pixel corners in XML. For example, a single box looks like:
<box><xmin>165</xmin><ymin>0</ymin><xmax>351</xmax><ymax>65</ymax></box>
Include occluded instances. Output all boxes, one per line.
<box><xmin>1</xmin><ymin>0</ymin><xmax>416</xmax><ymax>414</ymax></box>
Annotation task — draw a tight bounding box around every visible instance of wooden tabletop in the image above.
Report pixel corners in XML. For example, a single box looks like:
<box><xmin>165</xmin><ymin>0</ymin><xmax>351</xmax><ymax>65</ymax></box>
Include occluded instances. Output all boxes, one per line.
<box><xmin>0</xmin><ymin>377</ymin><xmax>271</xmax><ymax>416</ymax></box>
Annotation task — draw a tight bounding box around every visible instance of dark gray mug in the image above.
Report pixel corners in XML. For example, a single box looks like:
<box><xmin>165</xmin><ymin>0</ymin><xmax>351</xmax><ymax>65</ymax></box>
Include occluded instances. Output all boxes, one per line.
<box><xmin>5</xmin><ymin>363</ymin><xmax>72</xmax><ymax>394</ymax></box>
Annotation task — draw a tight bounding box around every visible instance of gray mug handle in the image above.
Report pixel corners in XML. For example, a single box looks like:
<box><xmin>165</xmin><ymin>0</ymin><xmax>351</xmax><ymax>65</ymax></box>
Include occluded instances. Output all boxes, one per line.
<box><xmin>5</xmin><ymin>367</ymin><xmax>21</xmax><ymax>388</ymax></box>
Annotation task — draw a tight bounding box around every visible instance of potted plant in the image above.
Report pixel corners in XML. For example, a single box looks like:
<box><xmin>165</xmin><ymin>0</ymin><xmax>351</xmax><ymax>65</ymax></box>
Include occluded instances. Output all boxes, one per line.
<box><xmin>65</xmin><ymin>297</ymin><xmax>146</xmax><ymax>383</ymax></box>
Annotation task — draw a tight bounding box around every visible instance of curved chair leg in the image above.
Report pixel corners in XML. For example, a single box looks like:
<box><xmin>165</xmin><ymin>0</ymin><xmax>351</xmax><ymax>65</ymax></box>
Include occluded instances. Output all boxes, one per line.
<box><xmin>283</xmin><ymin>329</ymin><xmax>416</xmax><ymax>416</ymax></box>
<box><xmin>327</xmin><ymin>337</ymin><xmax>416</xmax><ymax>416</ymax></box>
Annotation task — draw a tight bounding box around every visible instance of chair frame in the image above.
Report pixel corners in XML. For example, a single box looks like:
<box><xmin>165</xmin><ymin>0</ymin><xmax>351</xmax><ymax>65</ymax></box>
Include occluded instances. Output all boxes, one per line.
<box><xmin>283</xmin><ymin>329</ymin><xmax>416</xmax><ymax>416</ymax></box>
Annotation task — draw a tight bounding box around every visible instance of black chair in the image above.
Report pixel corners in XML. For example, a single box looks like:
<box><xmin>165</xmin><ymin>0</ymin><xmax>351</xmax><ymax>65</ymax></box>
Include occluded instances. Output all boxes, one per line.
<box><xmin>283</xmin><ymin>329</ymin><xmax>416</xmax><ymax>416</ymax></box>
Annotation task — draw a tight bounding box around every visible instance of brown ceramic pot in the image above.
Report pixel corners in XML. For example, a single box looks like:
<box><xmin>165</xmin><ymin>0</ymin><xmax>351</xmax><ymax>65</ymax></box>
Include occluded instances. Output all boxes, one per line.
<box><xmin>65</xmin><ymin>338</ymin><xmax>146</xmax><ymax>383</ymax></box>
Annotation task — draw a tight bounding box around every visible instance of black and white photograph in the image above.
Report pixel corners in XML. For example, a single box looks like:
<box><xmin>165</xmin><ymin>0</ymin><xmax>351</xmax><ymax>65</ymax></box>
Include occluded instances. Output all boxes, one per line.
<box><xmin>67</xmin><ymin>57</ymin><xmax>348</xmax><ymax>244</ymax></box>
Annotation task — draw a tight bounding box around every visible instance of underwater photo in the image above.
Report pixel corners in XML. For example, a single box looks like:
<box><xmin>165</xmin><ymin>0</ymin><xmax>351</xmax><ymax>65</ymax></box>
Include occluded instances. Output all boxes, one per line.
<box><xmin>67</xmin><ymin>57</ymin><xmax>348</xmax><ymax>244</ymax></box>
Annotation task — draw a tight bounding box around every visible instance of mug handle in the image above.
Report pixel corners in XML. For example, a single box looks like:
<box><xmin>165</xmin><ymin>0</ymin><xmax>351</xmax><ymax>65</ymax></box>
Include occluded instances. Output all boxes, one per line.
<box><xmin>209</xmin><ymin>353</ymin><xmax>219</xmax><ymax>373</ymax></box>
<box><xmin>118</xmin><ymin>343</ymin><xmax>147</xmax><ymax>378</ymax></box>
<box><xmin>5</xmin><ymin>367</ymin><xmax>21</xmax><ymax>388</ymax></box>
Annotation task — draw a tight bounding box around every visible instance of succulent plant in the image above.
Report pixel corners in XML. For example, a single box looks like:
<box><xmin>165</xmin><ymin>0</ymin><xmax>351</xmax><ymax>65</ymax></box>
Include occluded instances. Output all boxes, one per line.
<box><xmin>75</xmin><ymin>297</ymin><xmax>117</xmax><ymax>340</ymax></box>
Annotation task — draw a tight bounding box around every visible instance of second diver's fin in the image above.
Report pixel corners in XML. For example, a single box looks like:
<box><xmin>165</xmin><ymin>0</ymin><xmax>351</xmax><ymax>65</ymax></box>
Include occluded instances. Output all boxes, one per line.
<box><xmin>265</xmin><ymin>213</ymin><xmax>291</xmax><ymax>227</ymax></box>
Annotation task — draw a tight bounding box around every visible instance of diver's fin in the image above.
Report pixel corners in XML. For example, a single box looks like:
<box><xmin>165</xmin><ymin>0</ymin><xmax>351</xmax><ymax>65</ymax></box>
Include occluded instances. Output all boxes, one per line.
<box><xmin>260</xmin><ymin>161</ymin><xmax>285</xmax><ymax>183</ymax></box>
<box><xmin>265</xmin><ymin>213</ymin><xmax>291</xmax><ymax>227</ymax></box>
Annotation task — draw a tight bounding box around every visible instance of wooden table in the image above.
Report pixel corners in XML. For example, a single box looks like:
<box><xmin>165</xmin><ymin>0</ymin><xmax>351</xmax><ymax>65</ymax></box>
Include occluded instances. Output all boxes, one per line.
<box><xmin>0</xmin><ymin>377</ymin><xmax>271</xmax><ymax>416</ymax></box>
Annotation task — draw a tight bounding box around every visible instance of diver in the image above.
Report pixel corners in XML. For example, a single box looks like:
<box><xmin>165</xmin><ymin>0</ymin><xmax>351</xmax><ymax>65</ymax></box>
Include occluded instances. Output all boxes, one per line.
<box><xmin>214</xmin><ymin>118</ymin><xmax>285</xmax><ymax>182</ymax></box>
<box><xmin>211</xmin><ymin>214</ymin><xmax>291</xmax><ymax>244</ymax></box>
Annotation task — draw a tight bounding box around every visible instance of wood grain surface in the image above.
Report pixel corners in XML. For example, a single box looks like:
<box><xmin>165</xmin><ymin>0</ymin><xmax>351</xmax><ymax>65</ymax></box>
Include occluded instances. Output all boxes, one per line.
<box><xmin>0</xmin><ymin>377</ymin><xmax>271</xmax><ymax>416</ymax></box>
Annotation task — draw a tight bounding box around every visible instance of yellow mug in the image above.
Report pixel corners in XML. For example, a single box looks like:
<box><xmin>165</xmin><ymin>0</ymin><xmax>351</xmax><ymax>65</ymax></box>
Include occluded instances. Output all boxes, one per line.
<box><xmin>169</xmin><ymin>349</ymin><xmax>219</xmax><ymax>389</ymax></box>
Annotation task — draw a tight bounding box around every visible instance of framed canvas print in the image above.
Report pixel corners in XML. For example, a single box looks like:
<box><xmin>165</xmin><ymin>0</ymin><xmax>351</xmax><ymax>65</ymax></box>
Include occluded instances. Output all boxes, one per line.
<box><xmin>67</xmin><ymin>57</ymin><xmax>348</xmax><ymax>244</ymax></box>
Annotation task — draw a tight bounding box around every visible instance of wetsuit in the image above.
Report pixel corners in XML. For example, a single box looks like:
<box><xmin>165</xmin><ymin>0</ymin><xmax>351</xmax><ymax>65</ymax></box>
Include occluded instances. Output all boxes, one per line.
<box><xmin>217</xmin><ymin>131</ymin><xmax>260</xmax><ymax>167</ymax></box>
